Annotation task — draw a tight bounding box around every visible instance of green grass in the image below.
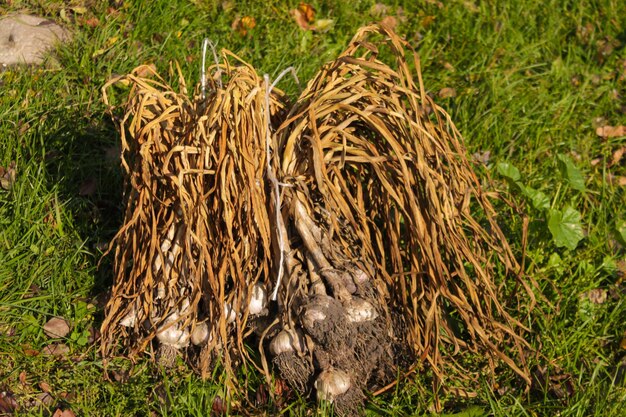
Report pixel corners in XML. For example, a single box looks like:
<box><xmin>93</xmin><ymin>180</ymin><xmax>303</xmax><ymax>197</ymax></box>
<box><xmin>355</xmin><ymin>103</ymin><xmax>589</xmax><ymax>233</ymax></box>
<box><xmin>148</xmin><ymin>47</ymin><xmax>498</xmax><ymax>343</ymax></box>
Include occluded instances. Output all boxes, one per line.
<box><xmin>1</xmin><ymin>0</ymin><xmax>625</xmax><ymax>415</ymax></box>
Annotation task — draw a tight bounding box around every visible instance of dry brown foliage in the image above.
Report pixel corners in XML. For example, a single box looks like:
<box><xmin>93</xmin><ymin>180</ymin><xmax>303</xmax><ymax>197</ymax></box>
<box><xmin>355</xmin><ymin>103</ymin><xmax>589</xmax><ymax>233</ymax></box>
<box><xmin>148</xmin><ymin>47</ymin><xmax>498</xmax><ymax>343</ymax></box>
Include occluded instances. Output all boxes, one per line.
<box><xmin>101</xmin><ymin>24</ymin><xmax>536</xmax><ymax>414</ymax></box>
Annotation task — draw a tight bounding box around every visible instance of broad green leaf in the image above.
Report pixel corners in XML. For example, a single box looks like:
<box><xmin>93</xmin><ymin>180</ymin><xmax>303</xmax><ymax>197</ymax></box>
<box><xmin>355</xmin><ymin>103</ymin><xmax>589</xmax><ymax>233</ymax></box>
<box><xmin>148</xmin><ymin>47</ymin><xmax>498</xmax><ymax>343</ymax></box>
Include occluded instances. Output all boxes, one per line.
<box><xmin>522</xmin><ymin>186</ymin><xmax>550</xmax><ymax>211</ymax></box>
<box><xmin>547</xmin><ymin>206</ymin><xmax>584</xmax><ymax>250</ymax></box>
<box><xmin>496</xmin><ymin>162</ymin><xmax>521</xmax><ymax>182</ymax></box>
<box><xmin>557</xmin><ymin>154</ymin><xmax>586</xmax><ymax>191</ymax></box>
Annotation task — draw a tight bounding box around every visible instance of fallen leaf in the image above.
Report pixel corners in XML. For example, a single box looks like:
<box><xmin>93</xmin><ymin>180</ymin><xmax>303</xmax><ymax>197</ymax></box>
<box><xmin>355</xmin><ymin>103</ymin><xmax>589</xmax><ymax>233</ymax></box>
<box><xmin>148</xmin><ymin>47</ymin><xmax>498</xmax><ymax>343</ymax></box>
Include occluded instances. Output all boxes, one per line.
<box><xmin>42</xmin><ymin>343</ymin><xmax>70</xmax><ymax>356</ymax></box>
<box><xmin>211</xmin><ymin>395</ymin><xmax>226</xmax><ymax>416</ymax></box>
<box><xmin>438</xmin><ymin>87</ymin><xmax>457</xmax><ymax>98</ymax></box>
<box><xmin>380</xmin><ymin>15</ymin><xmax>397</xmax><ymax>31</ymax></box>
<box><xmin>52</xmin><ymin>409</ymin><xmax>76</xmax><ymax>417</ymax></box>
<box><xmin>606</xmin><ymin>174</ymin><xmax>626</xmax><ymax>187</ymax></box>
<box><xmin>37</xmin><ymin>392</ymin><xmax>55</xmax><ymax>406</ymax></box>
<box><xmin>39</xmin><ymin>381</ymin><xmax>51</xmax><ymax>393</ymax></box>
<box><xmin>19</xmin><ymin>371</ymin><xmax>27</xmax><ymax>385</ymax></box>
<box><xmin>472</xmin><ymin>150</ymin><xmax>491</xmax><ymax>165</ymax></box>
<box><xmin>582</xmin><ymin>288</ymin><xmax>608</xmax><ymax>304</ymax></box>
<box><xmin>591</xmin><ymin>156</ymin><xmax>602</xmax><ymax>166</ymax></box>
<box><xmin>596</xmin><ymin>125</ymin><xmax>625</xmax><ymax>138</ymax></box>
<box><xmin>370</xmin><ymin>3</ymin><xmax>389</xmax><ymax>17</ymax></box>
<box><xmin>134</xmin><ymin>64</ymin><xmax>156</xmax><ymax>78</ymax></box>
<box><xmin>232</xmin><ymin>15</ymin><xmax>256</xmax><ymax>36</ymax></box>
<box><xmin>78</xmin><ymin>178</ymin><xmax>97</xmax><ymax>196</ymax></box>
<box><xmin>532</xmin><ymin>365</ymin><xmax>575</xmax><ymax>399</ymax></box>
<box><xmin>0</xmin><ymin>390</ymin><xmax>18</xmax><ymax>413</ymax></box>
<box><xmin>298</xmin><ymin>2</ymin><xmax>315</xmax><ymax>22</ymax></box>
<box><xmin>620</xmin><ymin>334</ymin><xmax>626</xmax><ymax>350</ymax></box>
<box><xmin>612</xmin><ymin>147</ymin><xmax>625</xmax><ymax>166</ymax></box>
<box><xmin>290</xmin><ymin>9</ymin><xmax>310</xmax><ymax>30</ymax></box>
<box><xmin>443</xmin><ymin>62</ymin><xmax>455</xmax><ymax>71</ymax></box>
<box><xmin>44</xmin><ymin>317</ymin><xmax>71</xmax><ymax>338</ymax></box>
<box><xmin>0</xmin><ymin>161</ymin><xmax>17</xmax><ymax>190</ymax></box>
<box><xmin>83</xmin><ymin>17</ymin><xmax>100</xmax><ymax>28</ymax></box>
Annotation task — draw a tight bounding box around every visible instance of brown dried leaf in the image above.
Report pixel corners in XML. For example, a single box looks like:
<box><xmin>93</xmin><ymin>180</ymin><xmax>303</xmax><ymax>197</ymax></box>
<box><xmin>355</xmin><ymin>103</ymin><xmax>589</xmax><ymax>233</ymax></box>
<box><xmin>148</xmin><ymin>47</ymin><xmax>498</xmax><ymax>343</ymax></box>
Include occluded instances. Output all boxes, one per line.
<box><xmin>211</xmin><ymin>396</ymin><xmax>226</xmax><ymax>416</ymax></box>
<box><xmin>232</xmin><ymin>16</ymin><xmax>256</xmax><ymax>36</ymax></box>
<box><xmin>39</xmin><ymin>381</ymin><xmax>51</xmax><ymax>393</ymax></box>
<box><xmin>19</xmin><ymin>371</ymin><xmax>27</xmax><ymax>386</ymax></box>
<box><xmin>83</xmin><ymin>17</ymin><xmax>100</xmax><ymax>28</ymax></box>
<box><xmin>611</xmin><ymin>147</ymin><xmax>625</xmax><ymax>166</ymax></box>
<box><xmin>582</xmin><ymin>288</ymin><xmax>608</xmax><ymax>304</ymax></box>
<box><xmin>135</xmin><ymin>64</ymin><xmax>157</xmax><ymax>78</ymax></box>
<box><xmin>44</xmin><ymin>317</ymin><xmax>71</xmax><ymax>338</ymax></box>
<box><xmin>472</xmin><ymin>150</ymin><xmax>491</xmax><ymax>165</ymax></box>
<box><xmin>0</xmin><ymin>390</ymin><xmax>18</xmax><ymax>414</ymax></box>
<box><xmin>290</xmin><ymin>9</ymin><xmax>310</xmax><ymax>30</ymax></box>
<box><xmin>606</xmin><ymin>174</ymin><xmax>626</xmax><ymax>186</ymax></box>
<box><xmin>298</xmin><ymin>3</ymin><xmax>315</xmax><ymax>23</ymax></box>
<box><xmin>380</xmin><ymin>15</ymin><xmax>397</xmax><ymax>31</ymax></box>
<box><xmin>596</xmin><ymin>125</ymin><xmax>626</xmax><ymax>138</ymax></box>
<box><xmin>0</xmin><ymin>161</ymin><xmax>16</xmax><ymax>190</ymax></box>
<box><xmin>438</xmin><ymin>87</ymin><xmax>457</xmax><ymax>98</ymax></box>
<box><xmin>42</xmin><ymin>343</ymin><xmax>70</xmax><ymax>357</ymax></box>
<box><xmin>52</xmin><ymin>409</ymin><xmax>76</xmax><ymax>417</ymax></box>
<box><xmin>37</xmin><ymin>392</ymin><xmax>55</xmax><ymax>406</ymax></box>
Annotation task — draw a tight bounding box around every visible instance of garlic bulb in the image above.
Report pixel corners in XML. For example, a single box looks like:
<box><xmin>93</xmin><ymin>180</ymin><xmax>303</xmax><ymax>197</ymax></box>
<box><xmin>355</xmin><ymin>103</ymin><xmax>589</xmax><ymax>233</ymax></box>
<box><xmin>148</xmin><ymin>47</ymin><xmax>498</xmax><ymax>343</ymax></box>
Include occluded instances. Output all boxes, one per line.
<box><xmin>190</xmin><ymin>322</ymin><xmax>210</xmax><ymax>346</ymax></box>
<box><xmin>248</xmin><ymin>283</ymin><xmax>267</xmax><ymax>315</ymax></box>
<box><xmin>315</xmin><ymin>368</ymin><xmax>351</xmax><ymax>402</ymax></box>
<box><xmin>223</xmin><ymin>302</ymin><xmax>236</xmax><ymax>323</ymax></box>
<box><xmin>119</xmin><ymin>307</ymin><xmax>137</xmax><ymax>327</ymax></box>
<box><xmin>269</xmin><ymin>329</ymin><xmax>305</xmax><ymax>356</ymax></box>
<box><xmin>353</xmin><ymin>268</ymin><xmax>369</xmax><ymax>285</ymax></box>
<box><xmin>156</xmin><ymin>311</ymin><xmax>190</xmax><ymax>349</ymax></box>
<box><xmin>301</xmin><ymin>295</ymin><xmax>332</xmax><ymax>330</ymax></box>
<box><xmin>345</xmin><ymin>297</ymin><xmax>378</xmax><ymax>323</ymax></box>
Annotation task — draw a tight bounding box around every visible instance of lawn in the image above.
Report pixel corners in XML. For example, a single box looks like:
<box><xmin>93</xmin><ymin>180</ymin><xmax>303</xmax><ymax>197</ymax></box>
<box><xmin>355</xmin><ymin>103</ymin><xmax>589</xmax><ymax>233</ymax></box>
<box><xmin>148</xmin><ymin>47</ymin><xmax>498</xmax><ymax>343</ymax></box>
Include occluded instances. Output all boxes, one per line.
<box><xmin>0</xmin><ymin>0</ymin><xmax>625</xmax><ymax>416</ymax></box>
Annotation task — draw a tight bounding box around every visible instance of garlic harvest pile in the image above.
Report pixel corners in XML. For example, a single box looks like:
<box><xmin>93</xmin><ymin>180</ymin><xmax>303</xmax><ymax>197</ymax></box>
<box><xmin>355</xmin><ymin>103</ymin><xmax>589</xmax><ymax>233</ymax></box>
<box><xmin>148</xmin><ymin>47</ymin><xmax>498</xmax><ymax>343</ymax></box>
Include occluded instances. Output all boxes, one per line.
<box><xmin>101</xmin><ymin>25</ymin><xmax>536</xmax><ymax>416</ymax></box>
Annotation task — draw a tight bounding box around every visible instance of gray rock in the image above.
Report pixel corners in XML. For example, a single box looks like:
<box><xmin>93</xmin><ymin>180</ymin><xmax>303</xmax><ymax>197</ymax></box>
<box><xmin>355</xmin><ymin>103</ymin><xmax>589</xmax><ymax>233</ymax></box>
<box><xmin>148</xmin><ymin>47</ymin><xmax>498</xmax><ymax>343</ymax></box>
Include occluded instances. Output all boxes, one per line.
<box><xmin>0</xmin><ymin>14</ymin><xmax>69</xmax><ymax>67</ymax></box>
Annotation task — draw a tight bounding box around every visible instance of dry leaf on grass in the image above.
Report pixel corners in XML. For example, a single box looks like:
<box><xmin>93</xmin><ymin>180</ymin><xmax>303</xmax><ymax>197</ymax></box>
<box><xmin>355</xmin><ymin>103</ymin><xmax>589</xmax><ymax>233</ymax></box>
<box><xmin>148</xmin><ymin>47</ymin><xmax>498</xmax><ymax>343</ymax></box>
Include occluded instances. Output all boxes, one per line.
<box><xmin>0</xmin><ymin>390</ymin><xmax>18</xmax><ymax>414</ymax></box>
<box><xmin>52</xmin><ymin>409</ymin><xmax>76</xmax><ymax>417</ymax></box>
<box><xmin>380</xmin><ymin>15</ymin><xmax>397</xmax><ymax>30</ymax></box>
<box><xmin>291</xmin><ymin>3</ymin><xmax>315</xmax><ymax>30</ymax></box>
<box><xmin>581</xmin><ymin>288</ymin><xmax>608</xmax><ymax>304</ymax></box>
<box><xmin>232</xmin><ymin>15</ymin><xmax>256</xmax><ymax>36</ymax></box>
<box><xmin>42</xmin><ymin>343</ymin><xmax>70</xmax><ymax>356</ymax></box>
<box><xmin>596</xmin><ymin>125</ymin><xmax>626</xmax><ymax>138</ymax></box>
<box><xmin>43</xmin><ymin>317</ymin><xmax>70</xmax><ymax>338</ymax></box>
<box><xmin>438</xmin><ymin>87</ymin><xmax>457</xmax><ymax>98</ymax></box>
<box><xmin>0</xmin><ymin>162</ymin><xmax>16</xmax><ymax>190</ymax></box>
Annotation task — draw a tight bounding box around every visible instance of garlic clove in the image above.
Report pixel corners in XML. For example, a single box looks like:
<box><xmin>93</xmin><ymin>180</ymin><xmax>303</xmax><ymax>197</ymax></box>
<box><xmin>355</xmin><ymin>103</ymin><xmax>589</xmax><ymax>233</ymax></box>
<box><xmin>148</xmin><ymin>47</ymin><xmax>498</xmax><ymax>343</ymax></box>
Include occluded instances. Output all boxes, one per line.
<box><xmin>315</xmin><ymin>368</ymin><xmax>351</xmax><ymax>403</ymax></box>
<box><xmin>223</xmin><ymin>302</ymin><xmax>237</xmax><ymax>323</ymax></box>
<box><xmin>269</xmin><ymin>328</ymin><xmax>306</xmax><ymax>356</ymax></box>
<box><xmin>345</xmin><ymin>297</ymin><xmax>378</xmax><ymax>323</ymax></box>
<box><xmin>190</xmin><ymin>321</ymin><xmax>210</xmax><ymax>346</ymax></box>
<box><xmin>119</xmin><ymin>307</ymin><xmax>137</xmax><ymax>327</ymax></box>
<box><xmin>156</xmin><ymin>322</ymin><xmax>190</xmax><ymax>349</ymax></box>
<box><xmin>248</xmin><ymin>283</ymin><xmax>267</xmax><ymax>315</ymax></box>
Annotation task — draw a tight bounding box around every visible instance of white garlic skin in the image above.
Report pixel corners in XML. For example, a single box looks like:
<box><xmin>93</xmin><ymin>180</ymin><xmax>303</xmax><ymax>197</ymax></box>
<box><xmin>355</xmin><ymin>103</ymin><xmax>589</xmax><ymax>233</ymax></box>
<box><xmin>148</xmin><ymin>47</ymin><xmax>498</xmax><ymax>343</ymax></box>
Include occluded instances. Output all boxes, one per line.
<box><xmin>248</xmin><ymin>283</ymin><xmax>267</xmax><ymax>315</ymax></box>
<box><xmin>301</xmin><ymin>295</ymin><xmax>332</xmax><ymax>330</ymax></box>
<box><xmin>223</xmin><ymin>302</ymin><xmax>237</xmax><ymax>323</ymax></box>
<box><xmin>119</xmin><ymin>308</ymin><xmax>137</xmax><ymax>327</ymax></box>
<box><xmin>269</xmin><ymin>329</ymin><xmax>305</xmax><ymax>356</ymax></box>
<box><xmin>156</xmin><ymin>312</ymin><xmax>190</xmax><ymax>349</ymax></box>
<box><xmin>190</xmin><ymin>322</ymin><xmax>210</xmax><ymax>346</ymax></box>
<box><xmin>315</xmin><ymin>368</ymin><xmax>351</xmax><ymax>403</ymax></box>
<box><xmin>345</xmin><ymin>297</ymin><xmax>378</xmax><ymax>323</ymax></box>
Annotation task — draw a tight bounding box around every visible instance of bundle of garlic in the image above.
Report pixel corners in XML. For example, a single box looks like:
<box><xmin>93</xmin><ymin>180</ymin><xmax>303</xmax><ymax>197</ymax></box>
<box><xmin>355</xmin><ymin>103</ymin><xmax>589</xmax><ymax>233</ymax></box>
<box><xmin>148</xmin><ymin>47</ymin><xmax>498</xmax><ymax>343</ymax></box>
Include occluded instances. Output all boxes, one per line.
<box><xmin>100</xmin><ymin>54</ymin><xmax>287</xmax><ymax>382</ymax></box>
<box><xmin>101</xmin><ymin>24</ymin><xmax>536</xmax><ymax>417</ymax></box>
